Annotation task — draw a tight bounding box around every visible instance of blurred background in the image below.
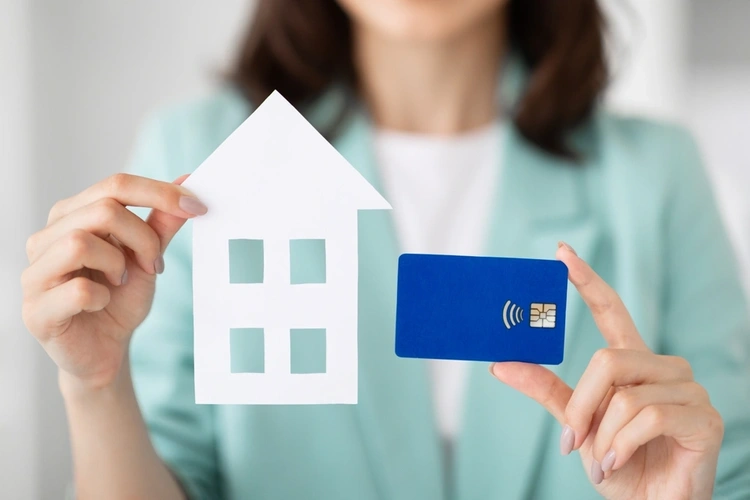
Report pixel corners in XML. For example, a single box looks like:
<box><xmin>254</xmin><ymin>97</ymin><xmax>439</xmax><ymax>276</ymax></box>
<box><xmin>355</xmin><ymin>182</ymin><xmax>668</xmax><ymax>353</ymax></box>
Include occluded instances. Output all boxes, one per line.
<box><xmin>1</xmin><ymin>0</ymin><xmax>748</xmax><ymax>497</ymax></box>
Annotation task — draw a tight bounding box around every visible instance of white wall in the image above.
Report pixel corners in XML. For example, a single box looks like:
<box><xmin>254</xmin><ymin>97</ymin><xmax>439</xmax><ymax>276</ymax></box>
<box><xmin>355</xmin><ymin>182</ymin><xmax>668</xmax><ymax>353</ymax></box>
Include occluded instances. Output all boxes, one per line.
<box><xmin>603</xmin><ymin>0</ymin><xmax>688</xmax><ymax>120</ymax></box>
<box><xmin>685</xmin><ymin>0</ymin><xmax>750</xmax><ymax>292</ymax></box>
<box><xmin>30</xmin><ymin>0</ymin><xmax>254</xmax><ymax>207</ymax></box>
<box><xmin>688</xmin><ymin>72</ymin><xmax>750</xmax><ymax>291</ymax></box>
<box><xmin>0</xmin><ymin>1</ymin><xmax>38</xmax><ymax>499</ymax></box>
<box><xmin>603</xmin><ymin>0</ymin><xmax>750</xmax><ymax>292</ymax></box>
<box><xmin>28</xmin><ymin>1</ymin><xmax>253</xmax><ymax>497</ymax></box>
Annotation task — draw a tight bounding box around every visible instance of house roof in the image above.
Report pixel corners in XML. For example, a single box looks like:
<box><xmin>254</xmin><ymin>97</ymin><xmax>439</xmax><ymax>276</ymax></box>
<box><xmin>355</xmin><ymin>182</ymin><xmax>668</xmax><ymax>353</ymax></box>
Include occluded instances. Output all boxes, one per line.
<box><xmin>183</xmin><ymin>91</ymin><xmax>391</xmax><ymax>213</ymax></box>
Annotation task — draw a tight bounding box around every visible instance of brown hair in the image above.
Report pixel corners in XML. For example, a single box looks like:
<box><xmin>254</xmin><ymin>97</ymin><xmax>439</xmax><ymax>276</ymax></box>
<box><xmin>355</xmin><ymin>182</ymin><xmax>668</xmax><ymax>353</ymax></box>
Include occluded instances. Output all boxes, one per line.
<box><xmin>231</xmin><ymin>0</ymin><xmax>607</xmax><ymax>159</ymax></box>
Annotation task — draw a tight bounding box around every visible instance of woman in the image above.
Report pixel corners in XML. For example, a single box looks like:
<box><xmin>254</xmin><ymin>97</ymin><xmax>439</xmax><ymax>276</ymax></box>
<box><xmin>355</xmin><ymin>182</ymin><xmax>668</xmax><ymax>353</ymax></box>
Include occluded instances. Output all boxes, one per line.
<box><xmin>21</xmin><ymin>0</ymin><xmax>750</xmax><ymax>498</ymax></box>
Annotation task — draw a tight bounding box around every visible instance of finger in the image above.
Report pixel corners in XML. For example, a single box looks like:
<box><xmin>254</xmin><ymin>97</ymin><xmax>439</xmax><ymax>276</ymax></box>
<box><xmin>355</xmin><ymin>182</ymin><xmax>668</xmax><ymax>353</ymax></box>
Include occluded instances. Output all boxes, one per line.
<box><xmin>557</xmin><ymin>242</ymin><xmax>648</xmax><ymax>351</ymax></box>
<box><xmin>491</xmin><ymin>362</ymin><xmax>573</xmax><ymax>424</ymax></box>
<box><xmin>22</xmin><ymin>230</ymin><xmax>127</xmax><ymax>294</ymax></box>
<box><xmin>609</xmin><ymin>404</ymin><xmax>723</xmax><ymax>473</ymax></box>
<box><xmin>145</xmin><ymin>174</ymin><xmax>193</xmax><ymax>252</ymax></box>
<box><xmin>565</xmin><ymin>349</ymin><xmax>693</xmax><ymax>449</ymax></box>
<box><xmin>592</xmin><ymin>382</ymin><xmax>710</xmax><ymax>470</ymax></box>
<box><xmin>47</xmin><ymin>173</ymin><xmax>206</xmax><ymax>224</ymax></box>
<box><xmin>23</xmin><ymin>277</ymin><xmax>111</xmax><ymax>340</ymax></box>
<box><xmin>28</xmin><ymin>198</ymin><xmax>161</xmax><ymax>274</ymax></box>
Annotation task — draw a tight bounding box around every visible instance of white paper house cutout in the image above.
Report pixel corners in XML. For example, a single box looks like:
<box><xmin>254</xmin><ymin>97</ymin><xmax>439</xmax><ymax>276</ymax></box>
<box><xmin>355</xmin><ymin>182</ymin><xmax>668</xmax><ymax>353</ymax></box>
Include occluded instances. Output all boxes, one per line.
<box><xmin>182</xmin><ymin>91</ymin><xmax>390</xmax><ymax>405</ymax></box>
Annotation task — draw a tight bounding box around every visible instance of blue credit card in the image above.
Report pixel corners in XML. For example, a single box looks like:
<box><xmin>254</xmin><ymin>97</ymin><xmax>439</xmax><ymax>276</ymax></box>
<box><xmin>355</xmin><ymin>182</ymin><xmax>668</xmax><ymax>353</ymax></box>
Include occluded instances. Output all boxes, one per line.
<box><xmin>395</xmin><ymin>254</ymin><xmax>568</xmax><ymax>365</ymax></box>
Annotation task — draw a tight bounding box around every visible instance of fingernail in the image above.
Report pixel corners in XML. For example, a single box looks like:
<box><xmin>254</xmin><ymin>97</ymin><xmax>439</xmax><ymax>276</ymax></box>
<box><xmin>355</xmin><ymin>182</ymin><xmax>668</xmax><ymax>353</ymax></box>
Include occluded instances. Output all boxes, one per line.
<box><xmin>601</xmin><ymin>449</ymin><xmax>616</xmax><ymax>472</ymax></box>
<box><xmin>154</xmin><ymin>255</ymin><xmax>165</xmax><ymax>275</ymax></box>
<box><xmin>560</xmin><ymin>425</ymin><xmax>575</xmax><ymax>455</ymax></box>
<box><xmin>558</xmin><ymin>241</ymin><xmax>577</xmax><ymax>256</ymax></box>
<box><xmin>591</xmin><ymin>459</ymin><xmax>604</xmax><ymax>484</ymax></box>
<box><xmin>178</xmin><ymin>196</ymin><xmax>208</xmax><ymax>216</ymax></box>
<box><xmin>121</xmin><ymin>268</ymin><xmax>128</xmax><ymax>285</ymax></box>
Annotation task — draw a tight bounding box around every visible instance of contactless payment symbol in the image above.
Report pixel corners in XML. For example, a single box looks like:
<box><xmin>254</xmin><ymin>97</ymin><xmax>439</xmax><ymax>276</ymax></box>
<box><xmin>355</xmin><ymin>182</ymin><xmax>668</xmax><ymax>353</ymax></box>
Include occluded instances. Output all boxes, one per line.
<box><xmin>502</xmin><ymin>300</ymin><xmax>524</xmax><ymax>329</ymax></box>
<box><xmin>530</xmin><ymin>303</ymin><xmax>557</xmax><ymax>328</ymax></box>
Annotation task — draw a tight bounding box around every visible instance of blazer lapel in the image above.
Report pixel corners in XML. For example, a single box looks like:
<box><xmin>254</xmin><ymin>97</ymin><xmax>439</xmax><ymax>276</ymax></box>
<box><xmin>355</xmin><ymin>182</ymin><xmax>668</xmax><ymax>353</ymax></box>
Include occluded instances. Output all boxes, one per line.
<box><xmin>333</xmin><ymin>109</ymin><xmax>445</xmax><ymax>500</ymax></box>
<box><xmin>455</xmin><ymin>124</ymin><xmax>601</xmax><ymax>499</ymax></box>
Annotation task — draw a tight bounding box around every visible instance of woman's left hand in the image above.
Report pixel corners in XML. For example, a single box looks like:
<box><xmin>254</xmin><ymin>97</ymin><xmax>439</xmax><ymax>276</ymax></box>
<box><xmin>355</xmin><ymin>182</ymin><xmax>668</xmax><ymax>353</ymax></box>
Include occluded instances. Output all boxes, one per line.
<box><xmin>491</xmin><ymin>243</ymin><xmax>724</xmax><ymax>500</ymax></box>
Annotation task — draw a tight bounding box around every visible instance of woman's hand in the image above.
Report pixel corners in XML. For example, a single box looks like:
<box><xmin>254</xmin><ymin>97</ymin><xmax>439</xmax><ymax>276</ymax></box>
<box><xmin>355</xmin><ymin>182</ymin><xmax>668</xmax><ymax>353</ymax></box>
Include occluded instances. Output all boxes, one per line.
<box><xmin>491</xmin><ymin>242</ymin><xmax>724</xmax><ymax>500</ymax></box>
<box><xmin>22</xmin><ymin>173</ymin><xmax>207</xmax><ymax>392</ymax></box>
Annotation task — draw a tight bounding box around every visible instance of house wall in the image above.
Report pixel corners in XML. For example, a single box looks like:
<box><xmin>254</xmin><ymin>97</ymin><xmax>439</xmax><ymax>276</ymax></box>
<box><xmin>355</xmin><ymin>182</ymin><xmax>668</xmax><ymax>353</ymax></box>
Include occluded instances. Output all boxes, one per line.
<box><xmin>193</xmin><ymin>211</ymin><xmax>359</xmax><ymax>403</ymax></box>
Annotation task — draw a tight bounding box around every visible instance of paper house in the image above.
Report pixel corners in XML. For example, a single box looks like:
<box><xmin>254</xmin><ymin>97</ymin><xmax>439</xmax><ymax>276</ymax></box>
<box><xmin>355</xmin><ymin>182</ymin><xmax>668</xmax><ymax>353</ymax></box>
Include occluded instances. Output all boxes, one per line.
<box><xmin>182</xmin><ymin>91</ymin><xmax>390</xmax><ymax>405</ymax></box>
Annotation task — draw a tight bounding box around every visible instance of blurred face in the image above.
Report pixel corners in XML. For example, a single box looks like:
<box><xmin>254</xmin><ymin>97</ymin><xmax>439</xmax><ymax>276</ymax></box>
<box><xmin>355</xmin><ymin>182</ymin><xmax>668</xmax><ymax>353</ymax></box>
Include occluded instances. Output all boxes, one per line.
<box><xmin>336</xmin><ymin>0</ymin><xmax>508</xmax><ymax>42</ymax></box>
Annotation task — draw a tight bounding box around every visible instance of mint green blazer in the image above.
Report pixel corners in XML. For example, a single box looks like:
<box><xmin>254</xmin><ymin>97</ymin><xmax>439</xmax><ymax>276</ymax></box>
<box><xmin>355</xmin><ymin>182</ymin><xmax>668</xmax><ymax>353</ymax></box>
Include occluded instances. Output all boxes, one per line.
<box><xmin>128</xmin><ymin>77</ymin><xmax>750</xmax><ymax>499</ymax></box>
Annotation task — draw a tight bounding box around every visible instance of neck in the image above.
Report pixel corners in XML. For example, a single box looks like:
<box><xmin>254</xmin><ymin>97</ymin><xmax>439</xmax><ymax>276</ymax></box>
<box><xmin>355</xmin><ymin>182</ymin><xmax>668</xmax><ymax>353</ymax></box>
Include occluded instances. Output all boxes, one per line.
<box><xmin>353</xmin><ymin>13</ymin><xmax>505</xmax><ymax>135</ymax></box>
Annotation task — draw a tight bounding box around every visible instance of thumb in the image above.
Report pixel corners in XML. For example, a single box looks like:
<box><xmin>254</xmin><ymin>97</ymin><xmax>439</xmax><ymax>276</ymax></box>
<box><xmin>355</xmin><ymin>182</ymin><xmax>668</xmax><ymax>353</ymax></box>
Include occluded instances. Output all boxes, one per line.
<box><xmin>490</xmin><ymin>362</ymin><xmax>573</xmax><ymax>424</ymax></box>
<box><xmin>146</xmin><ymin>174</ymin><xmax>197</xmax><ymax>251</ymax></box>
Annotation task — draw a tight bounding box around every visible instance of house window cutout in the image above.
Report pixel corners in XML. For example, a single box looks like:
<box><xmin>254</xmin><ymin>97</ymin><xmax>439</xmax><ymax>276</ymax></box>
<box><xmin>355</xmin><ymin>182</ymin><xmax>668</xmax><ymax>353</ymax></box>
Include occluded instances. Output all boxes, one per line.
<box><xmin>229</xmin><ymin>239</ymin><xmax>264</xmax><ymax>284</ymax></box>
<box><xmin>230</xmin><ymin>328</ymin><xmax>265</xmax><ymax>373</ymax></box>
<box><xmin>289</xmin><ymin>239</ymin><xmax>326</xmax><ymax>284</ymax></box>
<box><xmin>290</xmin><ymin>328</ymin><xmax>326</xmax><ymax>373</ymax></box>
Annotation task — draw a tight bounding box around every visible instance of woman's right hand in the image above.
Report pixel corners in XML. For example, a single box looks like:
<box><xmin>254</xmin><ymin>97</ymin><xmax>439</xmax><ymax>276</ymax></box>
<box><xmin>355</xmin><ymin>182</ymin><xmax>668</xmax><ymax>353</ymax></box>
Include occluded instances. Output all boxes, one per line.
<box><xmin>22</xmin><ymin>173</ymin><xmax>207</xmax><ymax>392</ymax></box>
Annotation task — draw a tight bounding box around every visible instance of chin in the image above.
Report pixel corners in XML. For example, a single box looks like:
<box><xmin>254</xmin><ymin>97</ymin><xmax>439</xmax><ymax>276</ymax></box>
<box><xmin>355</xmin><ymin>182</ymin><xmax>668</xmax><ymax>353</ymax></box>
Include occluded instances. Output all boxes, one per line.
<box><xmin>337</xmin><ymin>0</ymin><xmax>507</xmax><ymax>43</ymax></box>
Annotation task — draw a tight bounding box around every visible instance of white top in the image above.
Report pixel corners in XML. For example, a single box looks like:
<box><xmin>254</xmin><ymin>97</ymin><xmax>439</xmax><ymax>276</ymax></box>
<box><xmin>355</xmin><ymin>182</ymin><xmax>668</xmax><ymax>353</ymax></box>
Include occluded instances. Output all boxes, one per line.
<box><xmin>374</xmin><ymin>121</ymin><xmax>502</xmax><ymax>441</ymax></box>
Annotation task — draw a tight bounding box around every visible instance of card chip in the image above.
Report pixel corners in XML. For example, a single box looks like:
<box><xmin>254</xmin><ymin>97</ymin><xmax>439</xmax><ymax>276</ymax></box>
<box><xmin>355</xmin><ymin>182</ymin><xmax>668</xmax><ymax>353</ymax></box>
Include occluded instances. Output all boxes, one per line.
<box><xmin>530</xmin><ymin>303</ymin><xmax>556</xmax><ymax>328</ymax></box>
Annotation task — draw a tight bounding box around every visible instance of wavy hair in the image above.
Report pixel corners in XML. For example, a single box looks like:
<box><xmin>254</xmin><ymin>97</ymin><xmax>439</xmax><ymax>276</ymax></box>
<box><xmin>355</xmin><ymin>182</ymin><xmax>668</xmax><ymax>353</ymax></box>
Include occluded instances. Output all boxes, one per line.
<box><xmin>231</xmin><ymin>0</ymin><xmax>608</xmax><ymax>158</ymax></box>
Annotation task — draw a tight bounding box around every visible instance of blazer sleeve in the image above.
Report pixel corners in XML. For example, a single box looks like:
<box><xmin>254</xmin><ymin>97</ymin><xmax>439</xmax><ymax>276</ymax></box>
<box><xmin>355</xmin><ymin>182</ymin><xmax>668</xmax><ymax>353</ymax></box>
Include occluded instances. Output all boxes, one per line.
<box><xmin>660</xmin><ymin>127</ymin><xmax>750</xmax><ymax>498</ymax></box>
<box><xmin>126</xmin><ymin>113</ymin><xmax>222</xmax><ymax>500</ymax></box>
